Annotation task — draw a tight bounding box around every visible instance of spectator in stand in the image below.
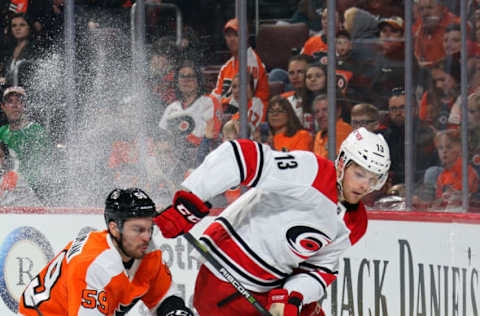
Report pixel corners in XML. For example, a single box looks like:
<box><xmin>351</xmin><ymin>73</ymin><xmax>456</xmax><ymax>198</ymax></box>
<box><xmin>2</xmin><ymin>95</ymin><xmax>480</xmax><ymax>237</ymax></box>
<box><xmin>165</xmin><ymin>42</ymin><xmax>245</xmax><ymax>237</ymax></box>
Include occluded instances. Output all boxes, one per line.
<box><xmin>467</xmin><ymin>94</ymin><xmax>480</xmax><ymax>179</ymax></box>
<box><xmin>284</xmin><ymin>0</ymin><xmax>325</xmax><ymax>34</ymax></box>
<box><xmin>147</xmin><ymin>36</ymin><xmax>178</xmax><ymax>112</ymax></box>
<box><xmin>424</xmin><ymin>130</ymin><xmax>479</xmax><ymax>209</ymax></box>
<box><xmin>334</xmin><ymin>30</ymin><xmax>368</xmax><ymax>103</ymax></box>
<box><xmin>419</xmin><ymin>56</ymin><xmax>460</xmax><ymax>130</ymax></box>
<box><xmin>301</xmin><ymin>8</ymin><xmax>341</xmax><ymax>59</ymax></box>
<box><xmin>467</xmin><ymin>46</ymin><xmax>480</xmax><ymax>92</ymax></box>
<box><xmin>300</xmin><ymin>62</ymin><xmax>328</xmax><ymax>134</ymax></box>
<box><xmin>252</xmin><ymin>121</ymin><xmax>274</xmax><ymax>148</ymax></box>
<box><xmin>280</xmin><ymin>54</ymin><xmax>314</xmax><ymax>121</ymax></box>
<box><xmin>468</xmin><ymin>0</ymin><xmax>480</xmax><ymax>26</ymax></box>
<box><xmin>342</xmin><ymin>7</ymin><xmax>379</xmax><ymax>41</ymax></box>
<box><xmin>0</xmin><ymin>13</ymin><xmax>41</xmax><ymax>86</ymax></box>
<box><xmin>382</xmin><ymin>87</ymin><xmax>439</xmax><ymax>185</ymax></box>
<box><xmin>159</xmin><ymin>59</ymin><xmax>222</xmax><ymax>166</ymax></box>
<box><xmin>1</xmin><ymin>0</ymin><xmax>51</xmax><ymax>43</ymax></box>
<box><xmin>448</xmin><ymin>93</ymin><xmax>480</xmax><ymax>178</ymax></box>
<box><xmin>341</xmin><ymin>7</ymin><xmax>380</xmax><ymax>70</ymax></box>
<box><xmin>0</xmin><ymin>140</ymin><xmax>41</xmax><ymax>206</ymax></box>
<box><xmin>337</xmin><ymin>0</ymin><xmax>404</xmax><ymax>19</ymax></box>
<box><xmin>312</xmin><ymin>94</ymin><xmax>352</xmax><ymax>159</ymax></box>
<box><xmin>211</xmin><ymin>18</ymin><xmax>269</xmax><ymax>106</ymax></box>
<box><xmin>108</xmin><ymin>127</ymin><xmax>183</xmax><ymax>206</ymax></box>
<box><xmin>442</xmin><ymin>23</ymin><xmax>479</xmax><ymax>74</ymax></box>
<box><xmin>306</xmin><ymin>29</ymin><xmax>364</xmax><ymax>104</ymax></box>
<box><xmin>413</xmin><ymin>0</ymin><xmax>460</xmax><ymax>67</ymax></box>
<box><xmin>0</xmin><ymin>86</ymin><xmax>52</xmax><ymax>202</ymax></box>
<box><xmin>367</xmin><ymin>17</ymin><xmax>420</xmax><ymax>110</ymax></box>
<box><xmin>77</xmin><ymin>0</ymin><xmax>133</xmax><ymax>33</ymax></box>
<box><xmin>223</xmin><ymin>72</ymin><xmax>266</xmax><ymax>132</ymax></box>
<box><xmin>267</xmin><ymin>95</ymin><xmax>313</xmax><ymax>152</ymax></box>
<box><xmin>350</xmin><ymin>103</ymin><xmax>385</xmax><ymax>133</ymax></box>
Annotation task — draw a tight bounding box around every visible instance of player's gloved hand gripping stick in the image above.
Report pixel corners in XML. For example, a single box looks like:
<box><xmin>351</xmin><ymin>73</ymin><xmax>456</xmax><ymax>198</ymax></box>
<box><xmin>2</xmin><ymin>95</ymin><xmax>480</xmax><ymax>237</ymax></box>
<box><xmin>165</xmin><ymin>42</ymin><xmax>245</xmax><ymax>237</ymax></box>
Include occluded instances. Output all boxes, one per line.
<box><xmin>155</xmin><ymin>191</ymin><xmax>272</xmax><ymax>316</ymax></box>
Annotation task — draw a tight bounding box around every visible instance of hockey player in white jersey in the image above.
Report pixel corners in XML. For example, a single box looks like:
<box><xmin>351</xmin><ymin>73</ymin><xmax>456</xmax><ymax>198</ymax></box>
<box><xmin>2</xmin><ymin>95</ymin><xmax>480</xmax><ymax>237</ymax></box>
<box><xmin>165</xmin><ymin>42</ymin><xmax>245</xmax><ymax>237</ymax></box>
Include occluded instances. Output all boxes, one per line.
<box><xmin>154</xmin><ymin>127</ymin><xmax>390</xmax><ymax>316</ymax></box>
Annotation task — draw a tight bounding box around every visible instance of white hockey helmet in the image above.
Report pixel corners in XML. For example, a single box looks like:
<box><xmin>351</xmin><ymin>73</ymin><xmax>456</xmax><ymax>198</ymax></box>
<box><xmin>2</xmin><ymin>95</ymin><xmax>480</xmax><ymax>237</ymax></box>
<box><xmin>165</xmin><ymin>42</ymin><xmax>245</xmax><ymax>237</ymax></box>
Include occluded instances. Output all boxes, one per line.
<box><xmin>335</xmin><ymin>127</ymin><xmax>391</xmax><ymax>192</ymax></box>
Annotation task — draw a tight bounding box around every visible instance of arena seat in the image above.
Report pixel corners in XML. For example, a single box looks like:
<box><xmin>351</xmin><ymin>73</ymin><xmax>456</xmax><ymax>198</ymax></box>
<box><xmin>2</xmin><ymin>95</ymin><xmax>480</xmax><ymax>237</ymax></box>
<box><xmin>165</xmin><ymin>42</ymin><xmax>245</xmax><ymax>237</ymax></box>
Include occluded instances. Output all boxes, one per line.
<box><xmin>255</xmin><ymin>22</ymin><xmax>309</xmax><ymax>71</ymax></box>
<box><xmin>202</xmin><ymin>65</ymin><xmax>221</xmax><ymax>92</ymax></box>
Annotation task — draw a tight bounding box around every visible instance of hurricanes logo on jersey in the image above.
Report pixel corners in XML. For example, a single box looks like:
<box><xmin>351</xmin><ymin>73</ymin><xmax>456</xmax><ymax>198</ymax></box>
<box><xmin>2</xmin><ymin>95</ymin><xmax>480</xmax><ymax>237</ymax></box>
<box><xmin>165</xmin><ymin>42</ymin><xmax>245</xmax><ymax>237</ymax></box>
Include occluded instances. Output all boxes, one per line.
<box><xmin>286</xmin><ymin>226</ymin><xmax>331</xmax><ymax>259</ymax></box>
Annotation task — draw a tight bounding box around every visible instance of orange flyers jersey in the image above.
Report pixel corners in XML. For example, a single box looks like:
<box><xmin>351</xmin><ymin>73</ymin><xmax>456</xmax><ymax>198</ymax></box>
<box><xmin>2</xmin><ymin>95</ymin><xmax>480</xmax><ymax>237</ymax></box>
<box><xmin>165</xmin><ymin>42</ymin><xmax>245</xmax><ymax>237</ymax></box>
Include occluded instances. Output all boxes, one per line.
<box><xmin>19</xmin><ymin>231</ymin><xmax>172</xmax><ymax>316</ymax></box>
<box><xmin>212</xmin><ymin>47</ymin><xmax>269</xmax><ymax>105</ymax></box>
<box><xmin>223</xmin><ymin>96</ymin><xmax>266</xmax><ymax>130</ymax></box>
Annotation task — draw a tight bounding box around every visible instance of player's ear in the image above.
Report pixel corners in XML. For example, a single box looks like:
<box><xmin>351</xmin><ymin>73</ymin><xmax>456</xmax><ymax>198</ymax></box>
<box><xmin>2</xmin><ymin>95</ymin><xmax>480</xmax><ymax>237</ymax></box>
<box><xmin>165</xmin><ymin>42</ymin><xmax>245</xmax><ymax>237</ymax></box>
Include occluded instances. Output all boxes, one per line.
<box><xmin>108</xmin><ymin>221</ymin><xmax>120</xmax><ymax>237</ymax></box>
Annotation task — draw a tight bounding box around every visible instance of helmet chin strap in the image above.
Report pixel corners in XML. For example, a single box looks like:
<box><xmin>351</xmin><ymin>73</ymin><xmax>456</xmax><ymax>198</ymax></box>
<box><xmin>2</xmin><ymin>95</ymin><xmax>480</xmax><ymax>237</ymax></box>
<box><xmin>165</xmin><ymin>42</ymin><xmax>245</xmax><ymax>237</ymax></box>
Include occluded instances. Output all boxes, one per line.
<box><xmin>336</xmin><ymin>158</ymin><xmax>351</xmax><ymax>202</ymax></box>
<box><xmin>109</xmin><ymin>221</ymin><xmax>132</xmax><ymax>261</ymax></box>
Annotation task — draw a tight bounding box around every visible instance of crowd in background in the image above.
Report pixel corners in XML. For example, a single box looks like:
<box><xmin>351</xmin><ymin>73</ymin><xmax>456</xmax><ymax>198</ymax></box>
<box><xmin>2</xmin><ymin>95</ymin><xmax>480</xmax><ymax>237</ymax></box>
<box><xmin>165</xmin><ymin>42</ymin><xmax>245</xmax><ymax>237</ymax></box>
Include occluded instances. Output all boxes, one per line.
<box><xmin>0</xmin><ymin>0</ymin><xmax>479</xmax><ymax>212</ymax></box>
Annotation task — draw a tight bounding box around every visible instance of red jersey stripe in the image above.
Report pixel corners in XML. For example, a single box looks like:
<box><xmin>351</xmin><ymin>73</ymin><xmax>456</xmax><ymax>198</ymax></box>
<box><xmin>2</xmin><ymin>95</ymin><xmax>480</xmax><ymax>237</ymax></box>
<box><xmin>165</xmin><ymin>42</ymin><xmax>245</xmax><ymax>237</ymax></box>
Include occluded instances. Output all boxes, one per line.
<box><xmin>203</xmin><ymin>222</ymin><xmax>281</xmax><ymax>281</ymax></box>
<box><xmin>311</xmin><ymin>155</ymin><xmax>338</xmax><ymax>204</ymax></box>
<box><xmin>236</xmin><ymin>139</ymin><xmax>261</xmax><ymax>186</ymax></box>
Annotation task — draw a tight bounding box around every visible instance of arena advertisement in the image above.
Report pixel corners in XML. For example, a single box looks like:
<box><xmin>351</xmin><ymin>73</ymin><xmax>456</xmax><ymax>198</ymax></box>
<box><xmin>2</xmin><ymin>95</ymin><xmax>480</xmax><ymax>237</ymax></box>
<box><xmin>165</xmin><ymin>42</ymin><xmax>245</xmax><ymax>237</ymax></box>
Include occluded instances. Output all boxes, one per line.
<box><xmin>0</xmin><ymin>209</ymin><xmax>478</xmax><ymax>316</ymax></box>
<box><xmin>321</xmin><ymin>217</ymin><xmax>480</xmax><ymax>316</ymax></box>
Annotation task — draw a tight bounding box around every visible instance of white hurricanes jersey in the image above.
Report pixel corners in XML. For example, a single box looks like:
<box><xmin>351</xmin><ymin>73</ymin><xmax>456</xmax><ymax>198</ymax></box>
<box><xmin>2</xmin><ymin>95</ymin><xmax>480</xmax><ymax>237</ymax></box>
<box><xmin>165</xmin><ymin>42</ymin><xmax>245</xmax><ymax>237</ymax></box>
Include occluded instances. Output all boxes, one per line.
<box><xmin>182</xmin><ymin>140</ymin><xmax>367</xmax><ymax>304</ymax></box>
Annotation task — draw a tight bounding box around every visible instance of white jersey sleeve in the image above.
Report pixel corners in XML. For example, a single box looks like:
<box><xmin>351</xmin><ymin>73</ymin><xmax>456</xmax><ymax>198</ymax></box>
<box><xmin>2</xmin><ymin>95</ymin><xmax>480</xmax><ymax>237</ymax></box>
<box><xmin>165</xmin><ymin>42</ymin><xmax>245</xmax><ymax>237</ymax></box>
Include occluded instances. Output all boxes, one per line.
<box><xmin>181</xmin><ymin>139</ymin><xmax>265</xmax><ymax>201</ymax></box>
<box><xmin>159</xmin><ymin>101</ymin><xmax>182</xmax><ymax>130</ymax></box>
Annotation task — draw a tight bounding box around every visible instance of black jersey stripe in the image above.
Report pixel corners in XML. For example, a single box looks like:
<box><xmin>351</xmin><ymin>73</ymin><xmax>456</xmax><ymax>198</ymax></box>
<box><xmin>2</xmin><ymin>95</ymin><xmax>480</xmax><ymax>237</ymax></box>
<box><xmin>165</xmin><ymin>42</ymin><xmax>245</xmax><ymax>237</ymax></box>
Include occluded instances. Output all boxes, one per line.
<box><xmin>249</xmin><ymin>142</ymin><xmax>264</xmax><ymax>187</ymax></box>
<box><xmin>200</xmin><ymin>236</ymin><xmax>283</xmax><ymax>287</ymax></box>
<box><xmin>229</xmin><ymin>141</ymin><xmax>245</xmax><ymax>183</ymax></box>
<box><xmin>216</xmin><ymin>217</ymin><xmax>289</xmax><ymax>277</ymax></box>
<box><xmin>299</xmin><ymin>262</ymin><xmax>338</xmax><ymax>275</ymax></box>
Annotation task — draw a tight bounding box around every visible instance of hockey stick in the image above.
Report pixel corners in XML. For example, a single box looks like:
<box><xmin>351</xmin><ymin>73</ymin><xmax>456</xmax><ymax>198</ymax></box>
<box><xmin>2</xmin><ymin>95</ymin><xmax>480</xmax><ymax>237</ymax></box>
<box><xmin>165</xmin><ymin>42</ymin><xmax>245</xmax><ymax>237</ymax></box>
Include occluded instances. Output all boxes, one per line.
<box><xmin>183</xmin><ymin>232</ymin><xmax>273</xmax><ymax>316</ymax></box>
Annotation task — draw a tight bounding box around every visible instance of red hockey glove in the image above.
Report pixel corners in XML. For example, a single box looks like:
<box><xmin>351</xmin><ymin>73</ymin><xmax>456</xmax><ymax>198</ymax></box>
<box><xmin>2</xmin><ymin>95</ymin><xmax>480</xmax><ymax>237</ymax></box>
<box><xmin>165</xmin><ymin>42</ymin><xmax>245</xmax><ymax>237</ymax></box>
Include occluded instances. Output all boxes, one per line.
<box><xmin>301</xmin><ymin>302</ymin><xmax>326</xmax><ymax>316</ymax></box>
<box><xmin>154</xmin><ymin>190</ymin><xmax>210</xmax><ymax>238</ymax></box>
<box><xmin>267</xmin><ymin>289</ymin><xmax>303</xmax><ymax>316</ymax></box>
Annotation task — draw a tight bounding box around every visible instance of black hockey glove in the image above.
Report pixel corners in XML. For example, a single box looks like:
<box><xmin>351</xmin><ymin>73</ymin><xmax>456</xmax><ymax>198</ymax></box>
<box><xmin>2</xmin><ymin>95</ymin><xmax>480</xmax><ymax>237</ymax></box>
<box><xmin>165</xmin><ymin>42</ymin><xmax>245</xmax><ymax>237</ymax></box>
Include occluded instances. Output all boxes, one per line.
<box><xmin>156</xmin><ymin>295</ymin><xmax>193</xmax><ymax>316</ymax></box>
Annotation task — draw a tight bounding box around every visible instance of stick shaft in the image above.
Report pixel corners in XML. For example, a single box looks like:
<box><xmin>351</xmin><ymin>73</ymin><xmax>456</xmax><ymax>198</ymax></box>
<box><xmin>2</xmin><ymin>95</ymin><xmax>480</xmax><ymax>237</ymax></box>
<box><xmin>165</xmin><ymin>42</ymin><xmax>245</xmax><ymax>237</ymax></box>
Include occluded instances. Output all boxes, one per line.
<box><xmin>183</xmin><ymin>232</ymin><xmax>272</xmax><ymax>316</ymax></box>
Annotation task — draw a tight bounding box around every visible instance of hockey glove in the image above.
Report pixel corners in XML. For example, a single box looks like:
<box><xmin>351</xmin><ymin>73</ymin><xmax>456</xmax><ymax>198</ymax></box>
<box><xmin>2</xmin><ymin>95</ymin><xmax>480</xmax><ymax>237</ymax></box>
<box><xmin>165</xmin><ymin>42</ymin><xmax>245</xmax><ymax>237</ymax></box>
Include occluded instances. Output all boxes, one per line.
<box><xmin>156</xmin><ymin>296</ymin><xmax>193</xmax><ymax>316</ymax></box>
<box><xmin>267</xmin><ymin>289</ymin><xmax>303</xmax><ymax>316</ymax></box>
<box><xmin>154</xmin><ymin>190</ymin><xmax>210</xmax><ymax>238</ymax></box>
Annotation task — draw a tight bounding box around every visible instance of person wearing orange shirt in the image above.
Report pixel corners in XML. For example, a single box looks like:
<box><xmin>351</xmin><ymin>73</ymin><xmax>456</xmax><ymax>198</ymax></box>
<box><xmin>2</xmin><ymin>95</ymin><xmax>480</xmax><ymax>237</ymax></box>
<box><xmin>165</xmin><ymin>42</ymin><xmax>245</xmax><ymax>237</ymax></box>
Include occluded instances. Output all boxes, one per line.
<box><xmin>426</xmin><ymin>130</ymin><xmax>479</xmax><ymax>209</ymax></box>
<box><xmin>223</xmin><ymin>72</ymin><xmax>266</xmax><ymax>131</ymax></box>
<box><xmin>212</xmin><ymin>18</ymin><xmax>269</xmax><ymax>105</ymax></box>
<box><xmin>419</xmin><ymin>56</ymin><xmax>460</xmax><ymax>130</ymax></box>
<box><xmin>413</xmin><ymin>0</ymin><xmax>461</xmax><ymax>67</ymax></box>
<box><xmin>312</xmin><ymin>94</ymin><xmax>352</xmax><ymax>159</ymax></box>
<box><xmin>19</xmin><ymin>188</ymin><xmax>193</xmax><ymax>316</ymax></box>
<box><xmin>267</xmin><ymin>95</ymin><xmax>313</xmax><ymax>152</ymax></box>
<box><xmin>300</xmin><ymin>8</ymin><xmax>341</xmax><ymax>59</ymax></box>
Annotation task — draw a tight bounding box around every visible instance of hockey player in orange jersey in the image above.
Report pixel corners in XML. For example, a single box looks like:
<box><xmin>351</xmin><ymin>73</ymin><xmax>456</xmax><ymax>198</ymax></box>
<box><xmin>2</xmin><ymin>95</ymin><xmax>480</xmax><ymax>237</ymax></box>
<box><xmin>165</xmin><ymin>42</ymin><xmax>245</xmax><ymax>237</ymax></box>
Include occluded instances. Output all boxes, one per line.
<box><xmin>19</xmin><ymin>188</ymin><xmax>193</xmax><ymax>316</ymax></box>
